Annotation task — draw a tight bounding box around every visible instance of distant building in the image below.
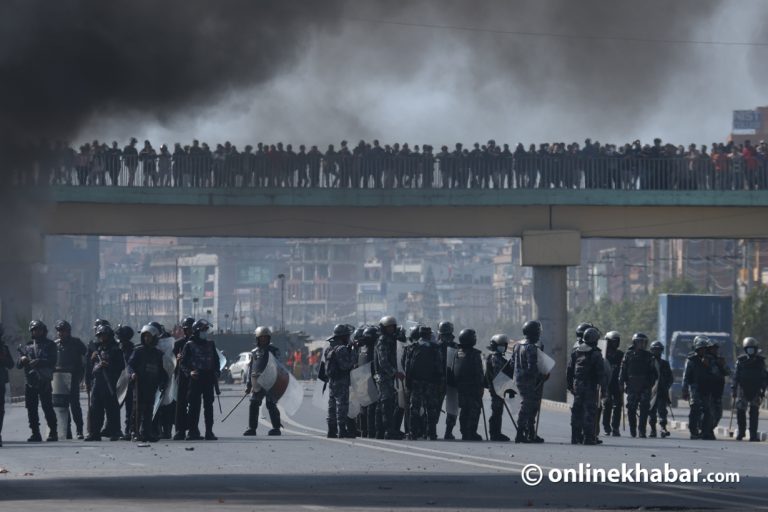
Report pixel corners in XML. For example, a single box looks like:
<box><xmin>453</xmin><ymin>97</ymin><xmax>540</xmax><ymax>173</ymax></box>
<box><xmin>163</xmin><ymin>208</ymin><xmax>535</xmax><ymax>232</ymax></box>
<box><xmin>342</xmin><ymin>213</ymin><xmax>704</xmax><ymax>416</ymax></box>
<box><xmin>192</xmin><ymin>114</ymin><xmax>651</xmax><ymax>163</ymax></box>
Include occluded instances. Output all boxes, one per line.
<box><xmin>178</xmin><ymin>254</ymin><xmax>219</xmax><ymax>327</ymax></box>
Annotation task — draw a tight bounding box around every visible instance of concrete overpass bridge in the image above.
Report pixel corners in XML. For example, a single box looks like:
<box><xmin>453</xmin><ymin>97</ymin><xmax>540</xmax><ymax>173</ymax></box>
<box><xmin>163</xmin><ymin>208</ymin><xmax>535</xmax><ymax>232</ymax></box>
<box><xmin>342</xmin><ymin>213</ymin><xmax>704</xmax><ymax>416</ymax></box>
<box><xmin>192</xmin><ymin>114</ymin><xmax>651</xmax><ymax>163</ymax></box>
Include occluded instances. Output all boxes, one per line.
<box><xmin>37</xmin><ymin>185</ymin><xmax>768</xmax><ymax>400</ymax></box>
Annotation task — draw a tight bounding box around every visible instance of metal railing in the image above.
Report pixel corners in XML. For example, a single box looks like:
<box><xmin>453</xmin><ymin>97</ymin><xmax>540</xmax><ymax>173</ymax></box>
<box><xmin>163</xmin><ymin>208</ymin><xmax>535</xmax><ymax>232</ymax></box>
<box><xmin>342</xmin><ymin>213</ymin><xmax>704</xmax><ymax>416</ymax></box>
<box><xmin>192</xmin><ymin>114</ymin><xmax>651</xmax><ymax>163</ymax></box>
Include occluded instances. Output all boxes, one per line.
<box><xmin>18</xmin><ymin>154</ymin><xmax>768</xmax><ymax>191</ymax></box>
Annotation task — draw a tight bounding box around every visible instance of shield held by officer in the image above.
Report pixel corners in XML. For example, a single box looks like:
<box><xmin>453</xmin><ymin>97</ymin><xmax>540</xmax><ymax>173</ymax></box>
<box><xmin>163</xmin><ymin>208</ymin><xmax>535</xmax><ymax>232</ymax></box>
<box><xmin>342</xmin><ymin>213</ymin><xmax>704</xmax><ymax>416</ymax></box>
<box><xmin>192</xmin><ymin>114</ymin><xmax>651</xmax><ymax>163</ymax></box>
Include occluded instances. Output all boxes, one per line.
<box><xmin>51</xmin><ymin>371</ymin><xmax>72</xmax><ymax>439</ymax></box>
<box><xmin>350</xmin><ymin>363</ymin><xmax>379</xmax><ymax>407</ymax></box>
<box><xmin>252</xmin><ymin>350</ymin><xmax>303</xmax><ymax>416</ymax></box>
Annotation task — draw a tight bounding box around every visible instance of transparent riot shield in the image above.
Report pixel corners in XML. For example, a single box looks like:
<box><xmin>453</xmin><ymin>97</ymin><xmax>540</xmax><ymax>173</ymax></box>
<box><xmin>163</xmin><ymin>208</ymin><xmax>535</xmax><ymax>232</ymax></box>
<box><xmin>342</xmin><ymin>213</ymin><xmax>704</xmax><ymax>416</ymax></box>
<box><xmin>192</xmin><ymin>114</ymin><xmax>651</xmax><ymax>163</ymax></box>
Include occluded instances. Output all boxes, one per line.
<box><xmin>256</xmin><ymin>352</ymin><xmax>303</xmax><ymax>416</ymax></box>
<box><xmin>116</xmin><ymin>368</ymin><xmax>130</xmax><ymax>406</ymax></box>
<box><xmin>52</xmin><ymin>371</ymin><xmax>72</xmax><ymax>439</ymax></box>
<box><xmin>350</xmin><ymin>364</ymin><xmax>378</xmax><ymax>407</ymax></box>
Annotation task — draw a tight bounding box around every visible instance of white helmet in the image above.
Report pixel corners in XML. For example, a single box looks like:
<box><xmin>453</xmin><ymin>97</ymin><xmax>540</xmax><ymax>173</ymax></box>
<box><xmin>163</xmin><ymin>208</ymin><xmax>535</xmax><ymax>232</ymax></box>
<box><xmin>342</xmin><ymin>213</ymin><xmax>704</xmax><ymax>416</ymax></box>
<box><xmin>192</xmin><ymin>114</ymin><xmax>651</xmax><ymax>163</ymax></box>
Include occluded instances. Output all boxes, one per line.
<box><xmin>254</xmin><ymin>326</ymin><xmax>272</xmax><ymax>338</ymax></box>
<box><xmin>140</xmin><ymin>324</ymin><xmax>160</xmax><ymax>339</ymax></box>
<box><xmin>379</xmin><ymin>316</ymin><xmax>397</xmax><ymax>328</ymax></box>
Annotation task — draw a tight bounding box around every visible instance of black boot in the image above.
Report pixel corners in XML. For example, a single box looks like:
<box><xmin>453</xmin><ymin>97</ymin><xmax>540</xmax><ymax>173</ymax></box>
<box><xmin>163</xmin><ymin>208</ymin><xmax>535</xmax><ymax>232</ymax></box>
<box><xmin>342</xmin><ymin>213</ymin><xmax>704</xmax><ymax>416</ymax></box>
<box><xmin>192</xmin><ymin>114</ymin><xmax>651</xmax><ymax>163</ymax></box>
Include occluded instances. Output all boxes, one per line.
<box><xmin>628</xmin><ymin>415</ymin><xmax>637</xmax><ymax>438</ymax></box>
<box><xmin>327</xmin><ymin>421</ymin><xmax>338</xmax><ymax>439</ymax></box>
<box><xmin>749</xmin><ymin>409</ymin><xmax>760</xmax><ymax>442</ymax></box>
<box><xmin>28</xmin><ymin>430</ymin><xmax>42</xmax><ymax>442</ymax></box>
<box><xmin>444</xmin><ymin>414</ymin><xmax>456</xmax><ymax>440</ymax></box>
<box><xmin>243</xmin><ymin>428</ymin><xmax>256</xmax><ymax>436</ymax></box>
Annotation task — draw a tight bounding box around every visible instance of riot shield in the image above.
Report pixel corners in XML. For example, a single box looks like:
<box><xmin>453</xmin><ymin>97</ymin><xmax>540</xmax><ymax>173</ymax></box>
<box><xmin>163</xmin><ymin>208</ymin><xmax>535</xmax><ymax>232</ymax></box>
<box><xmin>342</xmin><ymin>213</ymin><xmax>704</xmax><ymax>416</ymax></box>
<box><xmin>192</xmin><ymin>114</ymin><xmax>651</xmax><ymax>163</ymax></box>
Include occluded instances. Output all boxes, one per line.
<box><xmin>116</xmin><ymin>369</ymin><xmax>130</xmax><ymax>406</ymax></box>
<box><xmin>396</xmin><ymin>341</ymin><xmax>406</xmax><ymax>408</ymax></box>
<box><xmin>217</xmin><ymin>348</ymin><xmax>227</xmax><ymax>372</ymax></box>
<box><xmin>255</xmin><ymin>352</ymin><xmax>303</xmax><ymax>416</ymax></box>
<box><xmin>157</xmin><ymin>337</ymin><xmax>178</xmax><ymax>406</ymax></box>
<box><xmin>492</xmin><ymin>361</ymin><xmax>518</xmax><ymax>397</ymax></box>
<box><xmin>444</xmin><ymin>386</ymin><xmax>459</xmax><ymax>416</ymax></box>
<box><xmin>348</xmin><ymin>392</ymin><xmax>361</xmax><ymax>419</ymax></box>
<box><xmin>312</xmin><ymin>379</ymin><xmax>327</xmax><ymax>410</ymax></box>
<box><xmin>597</xmin><ymin>337</ymin><xmax>608</xmax><ymax>355</ymax></box>
<box><xmin>444</xmin><ymin>346</ymin><xmax>458</xmax><ymax>416</ymax></box>
<box><xmin>537</xmin><ymin>347</ymin><xmax>556</xmax><ymax>375</ymax></box>
<box><xmin>52</xmin><ymin>371</ymin><xmax>72</xmax><ymax>439</ymax></box>
<box><xmin>350</xmin><ymin>364</ymin><xmax>378</xmax><ymax>407</ymax></box>
<box><xmin>152</xmin><ymin>389</ymin><xmax>163</xmax><ymax>420</ymax></box>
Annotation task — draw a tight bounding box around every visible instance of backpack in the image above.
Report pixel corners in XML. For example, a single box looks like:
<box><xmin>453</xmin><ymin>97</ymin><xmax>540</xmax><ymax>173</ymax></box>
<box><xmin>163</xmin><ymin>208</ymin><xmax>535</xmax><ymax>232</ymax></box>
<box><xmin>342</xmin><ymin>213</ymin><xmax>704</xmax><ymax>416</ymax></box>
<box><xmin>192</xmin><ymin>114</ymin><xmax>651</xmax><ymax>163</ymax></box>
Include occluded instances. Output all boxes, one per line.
<box><xmin>407</xmin><ymin>342</ymin><xmax>438</xmax><ymax>383</ymax></box>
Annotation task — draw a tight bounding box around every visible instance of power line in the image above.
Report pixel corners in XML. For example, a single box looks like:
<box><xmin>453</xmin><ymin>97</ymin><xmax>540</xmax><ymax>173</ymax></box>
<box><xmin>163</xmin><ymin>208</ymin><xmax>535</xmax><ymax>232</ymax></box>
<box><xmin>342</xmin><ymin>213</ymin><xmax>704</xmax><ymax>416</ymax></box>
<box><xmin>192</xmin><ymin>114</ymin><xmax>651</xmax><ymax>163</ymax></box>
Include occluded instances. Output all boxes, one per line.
<box><xmin>345</xmin><ymin>16</ymin><xmax>768</xmax><ymax>49</ymax></box>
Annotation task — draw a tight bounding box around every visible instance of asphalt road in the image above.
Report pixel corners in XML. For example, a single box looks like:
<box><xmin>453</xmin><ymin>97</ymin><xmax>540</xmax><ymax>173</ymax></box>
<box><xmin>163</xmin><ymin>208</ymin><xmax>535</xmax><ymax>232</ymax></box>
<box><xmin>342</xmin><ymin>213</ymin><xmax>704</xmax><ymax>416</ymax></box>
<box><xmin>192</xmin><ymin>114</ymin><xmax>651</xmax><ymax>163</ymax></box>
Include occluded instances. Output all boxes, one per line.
<box><xmin>1</xmin><ymin>385</ymin><xmax>766</xmax><ymax>511</ymax></box>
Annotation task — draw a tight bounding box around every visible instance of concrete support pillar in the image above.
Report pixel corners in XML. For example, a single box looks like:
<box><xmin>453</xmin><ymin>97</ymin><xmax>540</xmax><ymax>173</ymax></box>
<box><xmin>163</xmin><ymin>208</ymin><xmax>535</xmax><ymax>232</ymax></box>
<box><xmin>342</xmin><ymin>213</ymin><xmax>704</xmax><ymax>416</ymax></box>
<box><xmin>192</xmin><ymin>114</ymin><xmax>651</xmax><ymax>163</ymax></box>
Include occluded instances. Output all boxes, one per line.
<box><xmin>521</xmin><ymin>230</ymin><xmax>581</xmax><ymax>403</ymax></box>
<box><xmin>532</xmin><ymin>266</ymin><xmax>568</xmax><ymax>402</ymax></box>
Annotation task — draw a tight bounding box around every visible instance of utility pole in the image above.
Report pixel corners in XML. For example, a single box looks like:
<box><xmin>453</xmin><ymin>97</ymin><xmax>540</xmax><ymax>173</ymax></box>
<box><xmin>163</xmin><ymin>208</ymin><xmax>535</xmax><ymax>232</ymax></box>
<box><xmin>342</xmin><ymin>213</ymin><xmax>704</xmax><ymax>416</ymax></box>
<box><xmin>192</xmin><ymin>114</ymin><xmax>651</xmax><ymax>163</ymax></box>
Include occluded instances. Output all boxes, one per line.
<box><xmin>278</xmin><ymin>273</ymin><xmax>286</xmax><ymax>331</ymax></box>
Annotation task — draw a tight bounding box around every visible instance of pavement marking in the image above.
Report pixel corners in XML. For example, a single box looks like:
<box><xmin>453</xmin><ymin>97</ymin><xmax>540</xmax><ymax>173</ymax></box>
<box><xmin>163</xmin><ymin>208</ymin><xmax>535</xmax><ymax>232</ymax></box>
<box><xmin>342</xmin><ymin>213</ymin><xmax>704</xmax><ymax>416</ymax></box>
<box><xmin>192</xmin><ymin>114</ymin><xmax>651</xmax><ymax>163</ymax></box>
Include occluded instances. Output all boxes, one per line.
<box><xmin>270</xmin><ymin>410</ymin><xmax>768</xmax><ymax>510</ymax></box>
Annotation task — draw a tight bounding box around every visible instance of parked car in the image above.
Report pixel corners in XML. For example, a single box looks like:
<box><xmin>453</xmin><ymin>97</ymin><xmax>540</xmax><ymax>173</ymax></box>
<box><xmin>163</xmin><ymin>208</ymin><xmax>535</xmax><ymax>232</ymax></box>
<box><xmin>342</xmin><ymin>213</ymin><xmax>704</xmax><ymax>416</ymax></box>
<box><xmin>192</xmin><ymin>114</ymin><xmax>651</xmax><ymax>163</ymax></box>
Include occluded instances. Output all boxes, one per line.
<box><xmin>228</xmin><ymin>351</ymin><xmax>252</xmax><ymax>383</ymax></box>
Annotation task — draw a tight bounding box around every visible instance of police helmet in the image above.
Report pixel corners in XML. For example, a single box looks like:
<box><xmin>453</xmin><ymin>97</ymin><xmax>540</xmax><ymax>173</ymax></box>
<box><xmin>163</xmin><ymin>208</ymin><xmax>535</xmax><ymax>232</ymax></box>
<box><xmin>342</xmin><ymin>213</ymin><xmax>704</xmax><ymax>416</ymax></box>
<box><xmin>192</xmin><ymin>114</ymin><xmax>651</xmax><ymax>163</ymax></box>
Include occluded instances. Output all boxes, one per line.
<box><xmin>95</xmin><ymin>324</ymin><xmax>114</xmax><ymax>338</ymax></box>
<box><xmin>353</xmin><ymin>327</ymin><xmax>365</xmax><ymax>342</ymax></box>
<box><xmin>333</xmin><ymin>324</ymin><xmax>352</xmax><ymax>338</ymax></box>
<box><xmin>149</xmin><ymin>321</ymin><xmax>164</xmax><ymax>334</ymax></box>
<box><xmin>181</xmin><ymin>317</ymin><xmax>195</xmax><ymax>328</ymax></box>
<box><xmin>458</xmin><ymin>329</ymin><xmax>477</xmax><ymax>347</ymax></box>
<box><xmin>140</xmin><ymin>324</ymin><xmax>160</xmax><ymax>339</ymax></box>
<box><xmin>362</xmin><ymin>326</ymin><xmax>379</xmax><ymax>341</ymax></box>
<box><xmin>693</xmin><ymin>335</ymin><xmax>709</xmax><ymax>350</ymax></box>
<box><xmin>438</xmin><ymin>321</ymin><xmax>454</xmax><ymax>335</ymax></box>
<box><xmin>706</xmin><ymin>338</ymin><xmax>719</xmax><ymax>348</ymax></box>
<box><xmin>55</xmin><ymin>320</ymin><xmax>72</xmax><ymax>332</ymax></box>
<box><xmin>582</xmin><ymin>328</ymin><xmax>600</xmax><ymax>346</ymax></box>
<box><xmin>743</xmin><ymin>337</ymin><xmax>759</xmax><ymax>349</ymax></box>
<box><xmin>489</xmin><ymin>334</ymin><xmax>510</xmax><ymax>350</ymax></box>
<box><xmin>649</xmin><ymin>340</ymin><xmax>664</xmax><ymax>352</ymax></box>
<box><xmin>192</xmin><ymin>319</ymin><xmax>212</xmax><ymax>333</ymax></box>
<box><xmin>632</xmin><ymin>332</ymin><xmax>649</xmax><ymax>348</ymax></box>
<box><xmin>29</xmin><ymin>319</ymin><xmax>47</xmax><ymax>335</ymax></box>
<box><xmin>522</xmin><ymin>320</ymin><xmax>542</xmax><ymax>339</ymax></box>
<box><xmin>254</xmin><ymin>326</ymin><xmax>271</xmax><ymax>338</ymax></box>
<box><xmin>94</xmin><ymin>318</ymin><xmax>110</xmax><ymax>328</ymax></box>
<box><xmin>576</xmin><ymin>322</ymin><xmax>594</xmax><ymax>340</ymax></box>
<box><xmin>379</xmin><ymin>316</ymin><xmax>397</xmax><ymax>328</ymax></box>
<box><xmin>418</xmin><ymin>325</ymin><xmax>433</xmax><ymax>340</ymax></box>
<box><xmin>605</xmin><ymin>331</ymin><xmax>621</xmax><ymax>346</ymax></box>
<box><xmin>408</xmin><ymin>325</ymin><xmax>421</xmax><ymax>342</ymax></box>
<box><xmin>116</xmin><ymin>325</ymin><xmax>135</xmax><ymax>341</ymax></box>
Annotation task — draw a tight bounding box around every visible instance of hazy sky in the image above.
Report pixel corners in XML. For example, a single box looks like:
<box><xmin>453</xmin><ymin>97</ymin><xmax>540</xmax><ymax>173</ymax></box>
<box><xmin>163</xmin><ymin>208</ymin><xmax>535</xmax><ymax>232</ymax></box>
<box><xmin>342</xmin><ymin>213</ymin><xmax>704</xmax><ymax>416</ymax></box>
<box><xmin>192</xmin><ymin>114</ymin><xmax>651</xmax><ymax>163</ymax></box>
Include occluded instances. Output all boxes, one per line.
<box><xmin>76</xmin><ymin>0</ymin><xmax>768</xmax><ymax>148</ymax></box>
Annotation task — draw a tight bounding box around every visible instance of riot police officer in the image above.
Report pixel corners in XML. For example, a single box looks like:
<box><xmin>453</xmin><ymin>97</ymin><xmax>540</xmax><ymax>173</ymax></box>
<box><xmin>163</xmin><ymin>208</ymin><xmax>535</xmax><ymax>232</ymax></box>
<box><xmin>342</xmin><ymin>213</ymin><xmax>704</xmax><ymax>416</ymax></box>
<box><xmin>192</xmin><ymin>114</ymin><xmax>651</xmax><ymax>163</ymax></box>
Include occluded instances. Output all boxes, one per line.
<box><xmin>485</xmin><ymin>334</ymin><xmax>515</xmax><ymax>441</ymax></box>
<box><xmin>706</xmin><ymin>338</ymin><xmax>730</xmax><ymax>429</ymax></box>
<box><xmin>601</xmin><ymin>331</ymin><xmax>624</xmax><ymax>437</ymax></box>
<box><xmin>127</xmin><ymin>325</ymin><xmax>168</xmax><ymax>442</ymax></box>
<box><xmin>732</xmin><ymin>337</ymin><xmax>766</xmax><ymax>441</ymax></box>
<box><xmin>619</xmin><ymin>333</ymin><xmax>657</xmax><ymax>438</ymax></box>
<box><xmin>0</xmin><ymin>323</ymin><xmax>12</xmax><ymax>447</ymax></box>
<box><xmin>85</xmin><ymin>324</ymin><xmax>124</xmax><ymax>441</ymax></box>
<box><xmin>243</xmin><ymin>326</ymin><xmax>283</xmax><ymax>437</ymax></box>
<box><xmin>682</xmin><ymin>335</ymin><xmax>714</xmax><ymax>440</ymax></box>
<box><xmin>54</xmin><ymin>320</ymin><xmax>87</xmax><ymax>439</ymax></box>
<box><xmin>17</xmin><ymin>320</ymin><xmax>58</xmax><ymax>442</ymax></box>
<box><xmin>405</xmin><ymin>325</ymin><xmax>442</xmax><ymax>440</ymax></box>
<box><xmin>173</xmin><ymin>317</ymin><xmax>195</xmax><ymax>440</ymax></box>
<box><xmin>355</xmin><ymin>325</ymin><xmax>379</xmax><ymax>438</ymax></box>
<box><xmin>648</xmin><ymin>341</ymin><xmax>673</xmax><ymax>438</ymax></box>
<box><xmin>449</xmin><ymin>329</ymin><xmax>484</xmax><ymax>441</ymax></box>
<box><xmin>567</xmin><ymin>327</ymin><xmax>606</xmax><ymax>445</ymax></box>
<box><xmin>574</xmin><ymin>322</ymin><xmax>595</xmax><ymax>349</ymax></box>
<box><xmin>436</xmin><ymin>321</ymin><xmax>459</xmax><ymax>439</ymax></box>
<box><xmin>115</xmin><ymin>325</ymin><xmax>135</xmax><ymax>440</ymax></box>
<box><xmin>180</xmin><ymin>319</ymin><xmax>219</xmax><ymax>440</ymax></box>
<box><xmin>374</xmin><ymin>316</ymin><xmax>405</xmax><ymax>439</ymax></box>
<box><xmin>512</xmin><ymin>321</ymin><xmax>546</xmax><ymax>443</ymax></box>
<box><xmin>322</xmin><ymin>324</ymin><xmax>356</xmax><ymax>438</ymax></box>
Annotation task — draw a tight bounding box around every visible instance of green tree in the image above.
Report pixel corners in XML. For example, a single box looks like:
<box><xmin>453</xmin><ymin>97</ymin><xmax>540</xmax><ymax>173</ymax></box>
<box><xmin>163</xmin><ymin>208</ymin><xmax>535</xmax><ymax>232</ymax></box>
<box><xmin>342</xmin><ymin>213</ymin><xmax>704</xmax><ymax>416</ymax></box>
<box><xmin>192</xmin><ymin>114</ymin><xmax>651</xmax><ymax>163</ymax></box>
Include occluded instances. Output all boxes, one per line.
<box><xmin>734</xmin><ymin>285</ymin><xmax>768</xmax><ymax>354</ymax></box>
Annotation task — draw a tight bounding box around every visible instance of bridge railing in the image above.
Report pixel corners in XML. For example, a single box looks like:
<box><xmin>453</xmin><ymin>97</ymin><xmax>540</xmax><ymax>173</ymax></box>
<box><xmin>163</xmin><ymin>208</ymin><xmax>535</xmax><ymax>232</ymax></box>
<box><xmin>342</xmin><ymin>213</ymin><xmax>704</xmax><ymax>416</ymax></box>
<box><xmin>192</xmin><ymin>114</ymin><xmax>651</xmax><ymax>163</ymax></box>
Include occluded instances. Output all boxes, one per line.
<box><xmin>38</xmin><ymin>154</ymin><xmax>768</xmax><ymax>191</ymax></box>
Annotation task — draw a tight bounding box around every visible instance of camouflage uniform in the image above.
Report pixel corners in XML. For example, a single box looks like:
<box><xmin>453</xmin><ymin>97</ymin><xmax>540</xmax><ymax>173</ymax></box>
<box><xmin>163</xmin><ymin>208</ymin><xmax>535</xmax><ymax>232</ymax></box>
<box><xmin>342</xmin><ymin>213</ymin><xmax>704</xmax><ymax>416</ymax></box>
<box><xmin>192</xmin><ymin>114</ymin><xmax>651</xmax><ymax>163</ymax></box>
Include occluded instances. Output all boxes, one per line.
<box><xmin>619</xmin><ymin>346</ymin><xmax>657</xmax><ymax>437</ymax></box>
<box><xmin>484</xmin><ymin>351</ymin><xmax>513</xmax><ymax>440</ymax></box>
<box><xmin>405</xmin><ymin>338</ymin><xmax>442</xmax><ymax>439</ymax></box>
<box><xmin>450</xmin><ymin>344</ymin><xmax>484</xmax><ymax>440</ymax></box>
<box><xmin>648</xmin><ymin>355</ymin><xmax>673</xmax><ymax>436</ymax></box>
<box><xmin>325</xmin><ymin>342</ymin><xmax>355</xmax><ymax>437</ymax></box>
<box><xmin>567</xmin><ymin>345</ymin><xmax>605</xmax><ymax>444</ymax></box>
<box><xmin>682</xmin><ymin>352</ymin><xmax>714</xmax><ymax>439</ymax></box>
<box><xmin>601</xmin><ymin>346</ymin><xmax>624</xmax><ymax>435</ymax></box>
<box><xmin>511</xmin><ymin>339</ymin><xmax>542</xmax><ymax>441</ymax></box>
<box><xmin>732</xmin><ymin>352</ymin><xmax>766</xmax><ymax>441</ymax></box>
<box><xmin>374</xmin><ymin>332</ymin><xmax>399</xmax><ymax>438</ymax></box>
<box><xmin>245</xmin><ymin>344</ymin><xmax>282</xmax><ymax>434</ymax></box>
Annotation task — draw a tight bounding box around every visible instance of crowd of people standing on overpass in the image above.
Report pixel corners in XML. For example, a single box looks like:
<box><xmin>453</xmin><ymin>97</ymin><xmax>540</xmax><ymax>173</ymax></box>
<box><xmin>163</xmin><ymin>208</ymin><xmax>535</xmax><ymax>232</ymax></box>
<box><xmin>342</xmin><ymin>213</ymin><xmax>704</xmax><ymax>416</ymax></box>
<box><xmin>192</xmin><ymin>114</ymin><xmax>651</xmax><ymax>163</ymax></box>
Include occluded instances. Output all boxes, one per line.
<box><xmin>14</xmin><ymin>137</ymin><xmax>768</xmax><ymax>191</ymax></box>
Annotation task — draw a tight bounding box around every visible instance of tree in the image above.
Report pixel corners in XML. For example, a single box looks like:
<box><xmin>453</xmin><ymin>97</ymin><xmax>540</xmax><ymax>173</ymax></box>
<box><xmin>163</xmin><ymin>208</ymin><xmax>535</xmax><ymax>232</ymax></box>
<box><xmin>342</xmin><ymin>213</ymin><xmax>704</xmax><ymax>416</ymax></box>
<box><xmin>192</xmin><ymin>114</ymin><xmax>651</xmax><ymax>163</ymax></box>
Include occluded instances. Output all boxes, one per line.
<box><xmin>734</xmin><ymin>284</ymin><xmax>768</xmax><ymax>354</ymax></box>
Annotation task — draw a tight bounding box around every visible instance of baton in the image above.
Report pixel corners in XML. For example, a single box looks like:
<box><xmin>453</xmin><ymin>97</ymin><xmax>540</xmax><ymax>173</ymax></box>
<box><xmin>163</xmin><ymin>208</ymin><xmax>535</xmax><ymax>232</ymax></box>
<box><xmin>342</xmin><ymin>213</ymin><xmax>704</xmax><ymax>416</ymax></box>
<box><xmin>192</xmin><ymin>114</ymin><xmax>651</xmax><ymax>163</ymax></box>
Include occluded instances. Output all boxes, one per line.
<box><xmin>480</xmin><ymin>399</ymin><xmax>489</xmax><ymax>441</ymax></box>
<box><xmin>221</xmin><ymin>391</ymin><xmax>249</xmax><ymax>423</ymax></box>
<box><xmin>214</xmin><ymin>379</ymin><xmax>223</xmax><ymax>415</ymax></box>
<box><xmin>501</xmin><ymin>398</ymin><xmax>519</xmax><ymax>432</ymax></box>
